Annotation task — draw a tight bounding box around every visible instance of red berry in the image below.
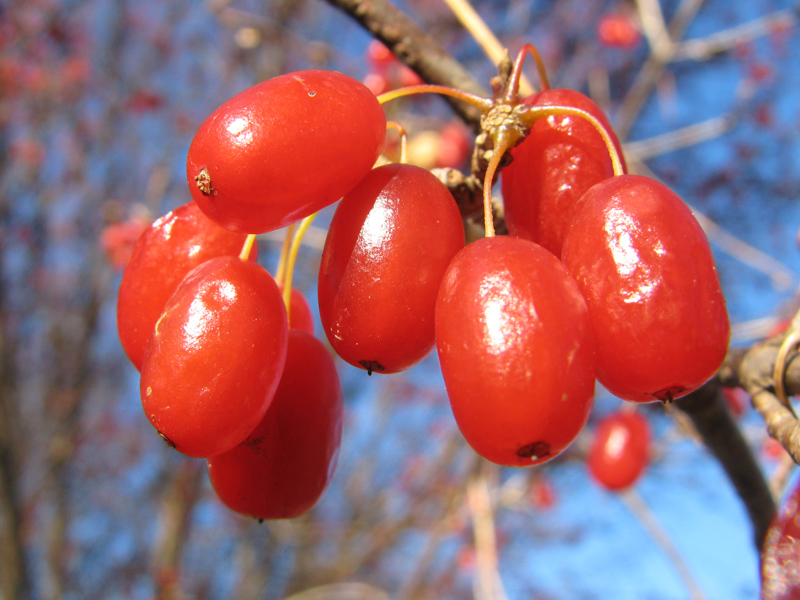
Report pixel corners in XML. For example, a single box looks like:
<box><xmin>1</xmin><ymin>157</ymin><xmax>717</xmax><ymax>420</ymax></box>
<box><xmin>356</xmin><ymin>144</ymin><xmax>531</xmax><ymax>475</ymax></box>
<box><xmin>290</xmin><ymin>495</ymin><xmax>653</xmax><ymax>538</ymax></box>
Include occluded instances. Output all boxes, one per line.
<box><xmin>362</xmin><ymin>71</ymin><xmax>391</xmax><ymax>96</ymax></box>
<box><xmin>436</xmin><ymin>121</ymin><xmax>472</xmax><ymax>169</ymax></box>
<box><xmin>722</xmin><ymin>387</ymin><xmax>749</xmax><ymax>419</ymax></box>
<box><xmin>318</xmin><ymin>163</ymin><xmax>464</xmax><ymax>374</ymax></box>
<box><xmin>186</xmin><ymin>70</ymin><xmax>386</xmax><ymax>234</ymax></box>
<box><xmin>398</xmin><ymin>65</ymin><xmax>424</xmax><ymax>87</ymax></box>
<box><xmin>597</xmin><ymin>14</ymin><xmax>641</xmax><ymax>50</ymax></box>
<box><xmin>587</xmin><ymin>410</ymin><xmax>650</xmax><ymax>491</ymax></box>
<box><xmin>140</xmin><ymin>256</ymin><xmax>288</xmax><ymax>458</ymax></box>
<box><xmin>501</xmin><ymin>88</ymin><xmax>625</xmax><ymax>257</ymax></box>
<box><xmin>762</xmin><ymin>477</ymin><xmax>800</xmax><ymax>599</ymax></box>
<box><xmin>366</xmin><ymin>40</ymin><xmax>397</xmax><ymax>69</ymax></box>
<box><xmin>101</xmin><ymin>217</ymin><xmax>149</xmax><ymax>270</ymax></box>
<box><xmin>207</xmin><ymin>330</ymin><xmax>343</xmax><ymax>520</ymax></box>
<box><xmin>435</xmin><ymin>236</ymin><xmax>596</xmax><ymax>466</ymax></box>
<box><xmin>529</xmin><ymin>476</ymin><xmax>556</xmax><ymax>510</ymax></box>
<box><xmin>561</xmin><ymin>175</ymin><xmax>730</xmax><ymax>403</ymax></box>
<box><xmin>117</xmin><ymin>202</ymin><xmax>253</xmax><ymax>371</ymax></box>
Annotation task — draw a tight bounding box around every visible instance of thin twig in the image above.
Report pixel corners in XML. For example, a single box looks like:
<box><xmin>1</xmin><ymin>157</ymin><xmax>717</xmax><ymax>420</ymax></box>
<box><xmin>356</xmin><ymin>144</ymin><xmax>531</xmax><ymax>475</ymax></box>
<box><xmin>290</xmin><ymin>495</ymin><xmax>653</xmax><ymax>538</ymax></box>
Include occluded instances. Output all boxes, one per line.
<box><xmin>623</xmin><ymin>114</ymin><xmax>736</xmax><ymax>160</ymax></box>
<box><xmin>673</xmin><ymin>8</ymin><xmax>799</xmax><ymax>62</ymax></box>
<box><xmin>620</xmin><ymin>490</ymin><xmax>707</xmax><ymax>600</ymax></box>
<box><xmin>467</xmin><ymin>466</ymin><xmax>508</xmax><ymax>600</ymax></box>
<box><xmin>440</xmin><ymin>0</ymin><xmax>535</xmax><ymax>96</ymax></box>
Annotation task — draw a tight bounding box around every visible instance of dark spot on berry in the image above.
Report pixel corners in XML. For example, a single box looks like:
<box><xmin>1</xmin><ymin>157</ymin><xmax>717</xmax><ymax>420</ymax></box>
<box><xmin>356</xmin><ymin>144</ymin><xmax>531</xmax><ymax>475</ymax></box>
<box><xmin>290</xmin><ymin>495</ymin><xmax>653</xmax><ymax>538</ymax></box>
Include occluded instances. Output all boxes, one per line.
<box><xmin>359</xmin><ymin>360</ymin><xmax>385</xmax><ymax>376</ymax></box>
<box><xmin>195</xmin><ymin>168</ymin><xmax>214</xmax><ymax>195</ymax></box>
<box><xmin>517</xmin><ymin>441</ymin><xmax>550</xmax><ymax>461</ymax></box>
<box><xmin>257</xmin><ymin>518</ymin><xmax>264</xmax><ymax>524</ymax></box>
<box><xmin>243</xmin><ymin>435</ymin><xmax>264</xmax><ymax>449</ymax></box>
<box><xmin>654</xmin><ymin>386</ymin><xmax>686</xmax><ymax>403</ymax></box>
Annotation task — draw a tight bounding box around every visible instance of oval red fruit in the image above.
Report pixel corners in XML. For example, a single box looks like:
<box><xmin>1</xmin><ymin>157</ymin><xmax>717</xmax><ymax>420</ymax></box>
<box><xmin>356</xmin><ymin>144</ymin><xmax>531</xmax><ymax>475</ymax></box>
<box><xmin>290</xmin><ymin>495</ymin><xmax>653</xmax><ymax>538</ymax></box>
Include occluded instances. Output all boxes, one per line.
<box><xmin>319</xmin><ymin>163</ymin><xmax>464</xmax><ymax>374</ymax></box>
<box><xmin>501</xmin><ymin>88</ymin><xmax>625</xmax><ymax>257</ymax></box>
<box><xmin>587</xmin><ymin>410</ymin><xmax>650</xmax><ymax>491</ymax></box>
<box><xmin>117</xmin><ymin>202</ymin><xmax>253</xmax><ymax>371</ymax></box>
<box><xmin>140</xmin><ymin>256</ymin><xmax>288</xmax><ymax>458</ymax></box>
<box><xmin>207</xmin><ymin>330</ymin><xmax>343</xmax><ymax>520</ymax></box>
<box><xmin>561</xmin><ymin>174</ymin><xmax>730</xmax><ymax>403</ymax></box>
<box><xmin>435</xmin><ymin>236</ymin><xmax>596</xmax><ymax>466</ymax></box>
<box><xmin>187</xmin><ymin>70</ymin><xmax>386</xmax><ymax>233</ymax></box>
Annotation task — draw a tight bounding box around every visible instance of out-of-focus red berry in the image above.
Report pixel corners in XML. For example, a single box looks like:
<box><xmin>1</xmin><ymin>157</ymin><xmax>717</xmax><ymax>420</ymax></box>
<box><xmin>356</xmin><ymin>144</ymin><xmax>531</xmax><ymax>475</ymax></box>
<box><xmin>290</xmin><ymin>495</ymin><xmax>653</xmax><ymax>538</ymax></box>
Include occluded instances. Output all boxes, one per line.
<box><xmin>597</xmin><ymin>14</ymin><xmax>641</xmax><ymax>50</ymax></box>
<box><xmin>398</xmin><ymin>65</ymin><xmax>424</xmax><ymax>87</ymax></box>
<box><xmin>366</xmin><ymin>40</ymin><xmax>397</xmax><ymax>69</ymax></box>
<box><xmin>362</xmin><ymin>71</ymin><xmax>391</xmax><ymax>96</ymax></box>
<box><xmin>529</xmin><ymin>476</ymin><xmax>556</xmax><ymax>510</ymax></box>
<box><xmin>722</xmin><ymin>387</ymin><xmax>749</xmax><ymax>419</ymax></box>
<box><xmin>436</xmin><ymin>121</ymin><xmax>472</xmax><ymax>168</ymax></box>
<box><xmin>101</xmin><ymin>218</ymin><xmax>150</xmax><ymax>270</ymax></box>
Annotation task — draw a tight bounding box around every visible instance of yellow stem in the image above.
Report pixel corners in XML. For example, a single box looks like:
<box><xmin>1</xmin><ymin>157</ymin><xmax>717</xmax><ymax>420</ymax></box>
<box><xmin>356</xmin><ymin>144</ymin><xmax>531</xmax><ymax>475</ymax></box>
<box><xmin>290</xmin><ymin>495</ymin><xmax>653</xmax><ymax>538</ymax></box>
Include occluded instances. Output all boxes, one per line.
<box><xmin>520</xmin><ymin>105</ymin><xmax>625</xmax><ymax>176</ymax></box>
<box><xmin>377</xmin><ymin>84</ymin><xmax>493</xmax><ymax>113</ymax></box>
<box><xmin>239</xmin><ymin>234</ymin><xmax>257</xmax><ymax>261</ymax></box>
<box><xmin>386</xmin><ymin>121</ymin><xmax>409</xmax><ymax>164</ymax></box>
<box><xmin>506</xmin><ymin>43</ymin><xmax>550</xmax><ymax>102</ymax></box>
<box><xmin>274</xmin><ymin>223</ymin><xmax>296</xmax><ymax>286</ymax></box>
<box><xmin>281</xmin><ymin>214</ymin><xmax>317</xmax><ymax>319</ymax></box>
<box><xmin>441</xmin><ymin>0</ymin><xmax>535</xmax><ymax>97</ymax></box>
<box><xmin>482</xmin><ymin>127</ymin><xmax>518</xmax><ymax>238</ymax></box>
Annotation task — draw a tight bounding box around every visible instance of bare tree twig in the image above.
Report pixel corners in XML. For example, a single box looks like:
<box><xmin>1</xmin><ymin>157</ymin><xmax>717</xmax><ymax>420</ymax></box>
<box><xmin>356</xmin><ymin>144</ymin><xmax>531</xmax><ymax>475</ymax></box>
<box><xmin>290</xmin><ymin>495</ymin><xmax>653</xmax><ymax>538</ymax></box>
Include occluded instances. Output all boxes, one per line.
<box><xmin>617</xmin><ymin>0</ymin><xmax>706</xmax><ymax>139</ymax></box>
<box><xmin>321</xmin><ymin>0</ymin><xmax>489</xmax><ymax>129</ymax></box>
<box><xmin>621</xmin><ymin>489</ymin><xmax>706</xmax><ymax>600</ymax></box>
<box><xmin>672</xmin><ymin>7</ymin><xmax>799</xmax><ymax>62</ymax></box>
<box><xmin>674</xmin><ymin>379</ymin><xmax>776</xmax><ymax>549</ymax></box>
<box><xmin>467</xmin><ymin>464</ymin><xmax>508</xmax><ymax>600</ymax></box>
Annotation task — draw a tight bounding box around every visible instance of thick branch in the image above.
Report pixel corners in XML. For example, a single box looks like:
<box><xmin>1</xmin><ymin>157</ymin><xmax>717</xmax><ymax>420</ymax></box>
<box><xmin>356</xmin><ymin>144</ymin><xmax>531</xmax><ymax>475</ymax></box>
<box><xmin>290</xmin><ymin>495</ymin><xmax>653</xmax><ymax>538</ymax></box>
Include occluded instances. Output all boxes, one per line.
<box><xmin>321</xmin><ymin>0</ymin><xmax>489</xmax><ymax>129</ymax></box>
<box><xmin>733</xmin><ymin>337</ymin><xmax>800</xmax><ymax>465</ymax></box>
<box><xmin>674</xmin><ymin>379</ymin><xmax>776</xmax><ymax>550</ymax></box>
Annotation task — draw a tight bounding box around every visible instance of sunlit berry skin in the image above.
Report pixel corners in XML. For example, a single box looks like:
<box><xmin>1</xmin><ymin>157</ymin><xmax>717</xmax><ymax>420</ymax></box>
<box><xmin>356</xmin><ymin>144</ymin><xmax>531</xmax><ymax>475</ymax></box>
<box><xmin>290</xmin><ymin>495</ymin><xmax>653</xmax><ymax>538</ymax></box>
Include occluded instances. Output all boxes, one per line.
<box><xmin>207</xmin><ymin>330</ymin><xmax>343</xmax><ymax>520</ymax></box>
<box><xmin>501</xmin><ymin>88</ymin><xmax>625</xmax><ymax>257</ymax></box>
<box><xmin>435</xmin><ymin>236</ymin><xmax>596</xmax><ymax>467</ymax></box>
<box><xmin>117</xmin><ymin>202</ymin><xmax>252</xmax><ymax>371</ymax></box>
<box><xmin>318</xmin><ymin>163</ymin><xmax>464</xmax><ymax>374</ymax></box>
<box><xmin>187</xmin><ymin>69</ymin><xmax>386</xmax><ymax>234</ymax></box>
<box><xmin>561</xmin><ymin>174</ymin><xmax>730</xmax><ymax>403</ymax></box>
<box><xmin>587</xmin><ymin>410</ymin><xmax>650</xmax><ymax>491</ymax></box>
<box><xmin>140</xmin><ymin>256</ymin><xmax>288</xmax><ymax>458</ymax></box>
<box><xmin>762</xmin><ymin>476</ymin><xmax>800</xmax><ymax>599</ymax></box>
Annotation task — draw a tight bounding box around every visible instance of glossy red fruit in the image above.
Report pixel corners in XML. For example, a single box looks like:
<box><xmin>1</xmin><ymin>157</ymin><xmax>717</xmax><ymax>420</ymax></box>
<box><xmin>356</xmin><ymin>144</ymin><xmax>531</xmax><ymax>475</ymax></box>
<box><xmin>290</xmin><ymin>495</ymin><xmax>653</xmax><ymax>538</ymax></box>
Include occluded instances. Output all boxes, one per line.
<box><xmin>140</xmin><ymin>256</ymin><xmax>288</xmax><ymax>458</ymax></box>
<box><xmin>207</xmin><ymin>330</ymin><xmax>343</xmax><ymax>520</ymax></box>
<box><xmin>501</xmin><ymin>88</ymin><xmax>625</xmax><ymax>257</ymax></box>
<box><xmin>561</xmin><ymin>174</ymin><xmax>730</xmax><ymax>403</ymax></box>
<box><xmin>435</xmin><ymin>236</ymin><xmax>596</xmax><ymax>466</ymax></box>
<box><xmin>187</xmin><ymin>69</ymin><xmax>386</xmax><ymax>234</ymax></box>
<box><xmin>587</xmin><ymin>410</ymin><xmax>650</xmax><ymax>491</ymax></box>
<box><xmin>117</xmin><ymin>202</ymin><xmax>253</xmax><ymax>371</ymax></box>
<box><xmin>762</xmin><ymin>476</ymin><xmax>800</xmax><ymax>599</ymax></box>
<box><xmin>319</xmin><ymin>163</ymin><xmax>464</xmax><ymax>374</ymax></box>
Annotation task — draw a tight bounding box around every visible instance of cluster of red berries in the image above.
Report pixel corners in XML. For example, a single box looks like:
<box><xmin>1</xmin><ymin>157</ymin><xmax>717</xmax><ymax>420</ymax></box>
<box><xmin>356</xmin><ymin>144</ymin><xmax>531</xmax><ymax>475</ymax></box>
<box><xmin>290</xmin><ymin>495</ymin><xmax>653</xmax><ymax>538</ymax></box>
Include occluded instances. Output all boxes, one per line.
<box><xmin>116</xmin><ymin>51</ymin><xmax>731</xmax><ymax>518</ymax></box>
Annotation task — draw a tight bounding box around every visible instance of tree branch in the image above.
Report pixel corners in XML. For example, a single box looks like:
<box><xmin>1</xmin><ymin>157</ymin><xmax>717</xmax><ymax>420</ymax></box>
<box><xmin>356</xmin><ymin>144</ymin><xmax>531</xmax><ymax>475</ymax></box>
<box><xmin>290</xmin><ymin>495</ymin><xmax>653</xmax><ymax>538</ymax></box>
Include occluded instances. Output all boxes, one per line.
<box><xmin>674</xmin><ymin>379</ymin><xmax>776</xmax><ymax>550</ymax></box>
<box><xmin>321</xmin><ymin>0</ymin><xmax>489</xmax><ymax>129</ymax></box>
